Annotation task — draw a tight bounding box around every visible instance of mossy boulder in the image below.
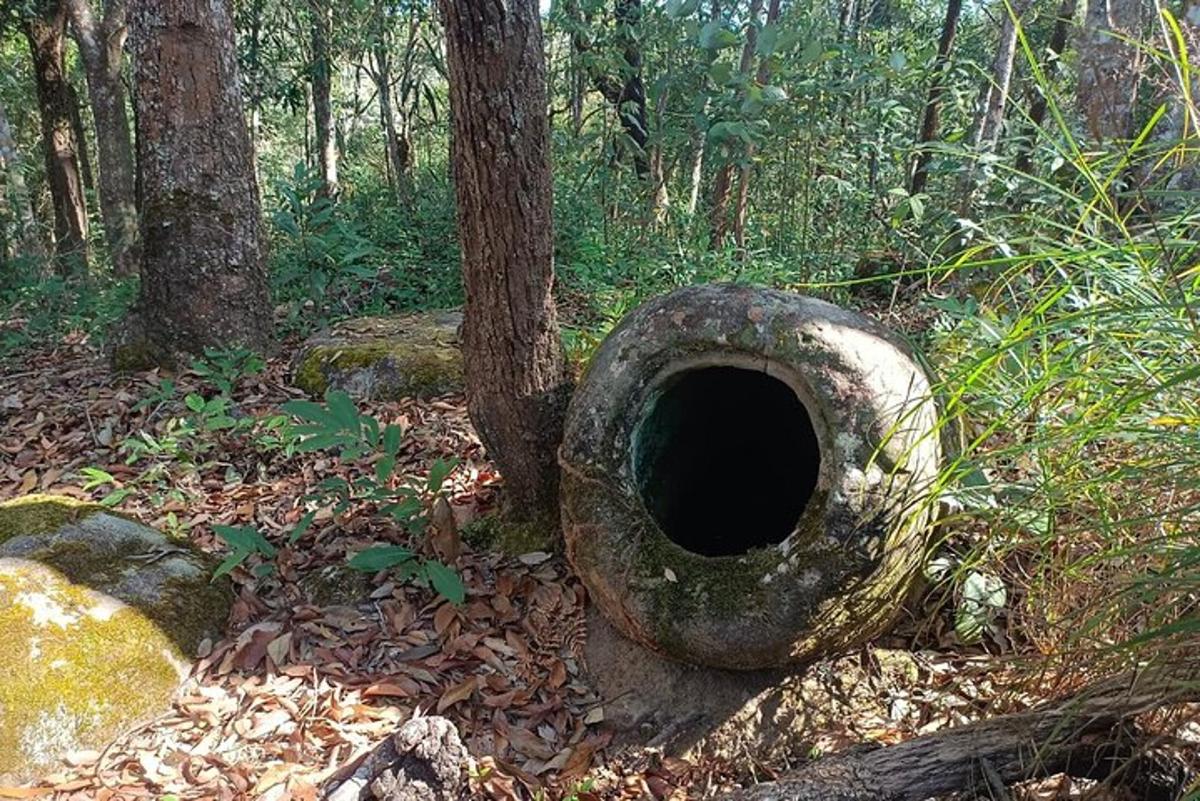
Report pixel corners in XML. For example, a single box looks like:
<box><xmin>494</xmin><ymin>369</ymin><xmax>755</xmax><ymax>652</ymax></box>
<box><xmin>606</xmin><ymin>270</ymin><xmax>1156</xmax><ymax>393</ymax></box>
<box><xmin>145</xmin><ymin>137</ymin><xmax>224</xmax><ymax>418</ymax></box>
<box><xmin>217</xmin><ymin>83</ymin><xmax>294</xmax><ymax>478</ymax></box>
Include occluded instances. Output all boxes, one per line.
<box><xmin>0</xmin><ymin>495</ymin><xmax>232</xmax><ymax>781</ymax></box>
<box><xmin>291</xmin><ymin>310</ymin><xmax>465</xmax><ymax>401</ymax></box>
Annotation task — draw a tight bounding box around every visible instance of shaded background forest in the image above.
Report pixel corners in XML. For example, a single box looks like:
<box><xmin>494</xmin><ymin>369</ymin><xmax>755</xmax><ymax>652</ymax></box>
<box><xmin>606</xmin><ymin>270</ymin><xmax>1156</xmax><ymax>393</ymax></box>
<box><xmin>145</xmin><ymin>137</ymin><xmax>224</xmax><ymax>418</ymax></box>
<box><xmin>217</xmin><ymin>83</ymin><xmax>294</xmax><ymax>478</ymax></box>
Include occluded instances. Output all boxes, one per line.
<box><xmin>1</xmin><ymin>0</ymin><xmax>1193</xmax><ymax>345</ymax></box>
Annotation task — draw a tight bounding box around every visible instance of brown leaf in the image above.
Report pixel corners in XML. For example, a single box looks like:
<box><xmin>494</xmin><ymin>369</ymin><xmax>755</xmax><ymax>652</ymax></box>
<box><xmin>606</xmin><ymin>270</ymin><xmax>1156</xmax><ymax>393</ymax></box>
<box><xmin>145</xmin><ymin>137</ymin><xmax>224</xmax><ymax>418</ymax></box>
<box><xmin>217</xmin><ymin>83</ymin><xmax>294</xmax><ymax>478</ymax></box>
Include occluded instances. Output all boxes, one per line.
<box><xmin>362</xmin><ymin>681</ymin><xmax>414</xmax><ymax>699</ymax></box>
<box><xmin>436</xmin><ymin>676</ymin><xmax>478</xmax><ymax>713</ymax></box>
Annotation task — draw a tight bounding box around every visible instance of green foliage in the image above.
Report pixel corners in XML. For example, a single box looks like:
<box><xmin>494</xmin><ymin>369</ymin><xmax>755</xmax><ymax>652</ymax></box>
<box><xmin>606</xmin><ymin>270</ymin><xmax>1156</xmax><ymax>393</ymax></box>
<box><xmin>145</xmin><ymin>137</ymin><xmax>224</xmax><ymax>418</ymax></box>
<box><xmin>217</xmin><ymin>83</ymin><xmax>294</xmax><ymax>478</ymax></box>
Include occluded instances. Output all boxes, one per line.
<box><xmin>281</xmin><ymin>389</ymin><xmax>465</xmax><ymax>603</ymax></box>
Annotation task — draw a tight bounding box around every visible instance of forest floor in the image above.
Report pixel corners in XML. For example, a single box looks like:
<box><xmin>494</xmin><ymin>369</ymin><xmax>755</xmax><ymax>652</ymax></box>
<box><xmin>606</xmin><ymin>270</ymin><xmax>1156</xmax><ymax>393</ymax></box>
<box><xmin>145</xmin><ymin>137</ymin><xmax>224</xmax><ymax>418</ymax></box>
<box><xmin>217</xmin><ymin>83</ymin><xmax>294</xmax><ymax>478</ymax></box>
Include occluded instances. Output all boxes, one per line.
<box><xmin>0</xmin><ymin>336</ymin><xmax>1191</xmax><ymax>801</ymax></box>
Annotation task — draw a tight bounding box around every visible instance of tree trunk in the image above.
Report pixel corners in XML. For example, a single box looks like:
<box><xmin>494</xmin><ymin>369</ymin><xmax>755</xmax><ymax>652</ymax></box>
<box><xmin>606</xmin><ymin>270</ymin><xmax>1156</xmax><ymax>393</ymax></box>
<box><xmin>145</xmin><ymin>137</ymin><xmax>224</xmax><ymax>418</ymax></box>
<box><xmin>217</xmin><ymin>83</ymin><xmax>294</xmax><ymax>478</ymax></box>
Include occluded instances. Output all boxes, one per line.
<box><xmin>1014</xmin><ymin>0</ymin><xmax>1078</xmax><ymax>174</ymax></box>
<box><xmin>125</xmin><ymin>0</ymin><xmax>271</xmax><ymax>362</ymax></box>
<box><xmin>709</xmin><ymin>0</ymin><xmax>762</xmax><ymax>250</ymax></box>
<box><xmin>731</xmin><ymin>0</ymin><xmax>783</xmax><ymax>252</ymax></box>
<box><xmin>309</xmin><ymin>0</ymin><xmax>338</xmax><ymax>197</ymax></box>
<box><xmin>959</xmin><ymin>0</ymin><xmax>1032</xmax><ymax>207</ymax></box>
<box><xmin>722</xmin><ymin>668</ymin><xmax>1199</xmax><ymax>801</ymax></box>
<box><xmin>23</xmin><ymin>0</ymin><xmax>89</xmax><ymax>274</ymax></box>
<box><xmin>64</xmin><ymin>0</ymin><xmax>140</xmax><ymax>277</ymax></box>
<box><xmin>0</xmin><ymin>97</ymin><xmax>49</xmax><ymax>262</ymax></box>
<box><xmin>374</xmin><ymin>41</ymin><xmax>411</xmax><ymax>202</ymax></box>
<box><xmin>909</xmin><ymin>0</ymin><xmax>964</xmax><ymax>195</ymax></box>
<box><xmin>1078</xmin><ymin>0</ymin><xmax>1145</xmax><ymax>144</ymax></box>
<box><xmin>976</xmin><ymin>0</ymin><xmax>1031</xmax><ymax>151</ymax></box>
<box><xmin>442</xmin><ymin>0</ymin><xmax>573</xmax><ymax>527</ymax></box>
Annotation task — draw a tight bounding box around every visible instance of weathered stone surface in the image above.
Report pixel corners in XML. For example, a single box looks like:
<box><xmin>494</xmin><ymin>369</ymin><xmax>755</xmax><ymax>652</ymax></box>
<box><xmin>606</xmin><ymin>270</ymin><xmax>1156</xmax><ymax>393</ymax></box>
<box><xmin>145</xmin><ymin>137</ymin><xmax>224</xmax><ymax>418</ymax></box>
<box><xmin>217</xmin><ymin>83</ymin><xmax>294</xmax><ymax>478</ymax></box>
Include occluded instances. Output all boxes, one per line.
<box><xmin>582</xmin><ymin>607</ymin><xmax>923</xmax><ymax>763</ymax></box>
<box><xmin>292</xmin><ymin>311</ymin><xmax>464</xmax><ymax>401</ymax></box>
<box><xmin>560</xmin><ymin>284</ymin><xmax>942</xmax><ymax>669</ymax></box>
<box><xmin>0</xmin><ymin>495</ymin><xmax>231</xmax><ymax>781</ymax></box>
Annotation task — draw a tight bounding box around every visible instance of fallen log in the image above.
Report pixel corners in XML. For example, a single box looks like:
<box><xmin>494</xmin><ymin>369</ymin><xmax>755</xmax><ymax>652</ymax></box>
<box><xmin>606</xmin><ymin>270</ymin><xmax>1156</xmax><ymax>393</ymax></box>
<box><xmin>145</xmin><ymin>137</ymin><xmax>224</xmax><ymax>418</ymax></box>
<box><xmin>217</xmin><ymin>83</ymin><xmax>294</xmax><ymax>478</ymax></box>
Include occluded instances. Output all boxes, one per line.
<box><xmin>721</xmin><ymin>669</ymin><xmax>1198</xmax><ymax>801</ymax></box>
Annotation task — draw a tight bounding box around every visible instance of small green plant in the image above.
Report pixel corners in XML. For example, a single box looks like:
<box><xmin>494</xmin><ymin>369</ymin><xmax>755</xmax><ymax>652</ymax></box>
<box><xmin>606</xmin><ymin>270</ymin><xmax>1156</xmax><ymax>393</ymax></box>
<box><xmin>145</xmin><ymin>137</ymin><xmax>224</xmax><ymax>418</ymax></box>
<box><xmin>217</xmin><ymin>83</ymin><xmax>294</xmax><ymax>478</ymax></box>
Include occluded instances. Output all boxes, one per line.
<box><xmin>208</xmin><ymin>390</ymin><xmax>466</xmax><ymax>601</ymax></box>
<box><xmin>211</xmin><ymin>524</ymin><xmax>278</xmax><ymax>579</ymax></box>
<box><xmin>190</xmin><ymin>346</ymin><xmax>264</xmax><ymax>397</ymax></box>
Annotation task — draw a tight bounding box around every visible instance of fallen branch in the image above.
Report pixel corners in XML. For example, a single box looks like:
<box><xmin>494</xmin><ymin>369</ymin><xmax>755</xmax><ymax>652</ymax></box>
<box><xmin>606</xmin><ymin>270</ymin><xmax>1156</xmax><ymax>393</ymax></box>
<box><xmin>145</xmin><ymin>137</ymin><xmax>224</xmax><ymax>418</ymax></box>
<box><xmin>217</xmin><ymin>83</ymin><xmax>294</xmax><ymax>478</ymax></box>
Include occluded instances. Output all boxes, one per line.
<box><xmin>721</xmin><ymin>668</ymin><xmax>1199</xmax><ymax>801</ymax></box>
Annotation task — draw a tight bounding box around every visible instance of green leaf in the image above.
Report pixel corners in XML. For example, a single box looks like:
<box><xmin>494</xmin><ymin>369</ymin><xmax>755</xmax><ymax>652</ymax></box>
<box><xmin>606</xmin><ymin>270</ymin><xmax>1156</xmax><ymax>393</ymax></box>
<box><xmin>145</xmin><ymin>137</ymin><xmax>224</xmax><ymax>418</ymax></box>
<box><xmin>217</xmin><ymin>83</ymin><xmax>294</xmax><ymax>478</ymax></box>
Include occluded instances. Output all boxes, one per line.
<box><xmin>348</xmin><ymin>545</ymin><xmax>415</xmax><ymax>572</ymax></box>
<box><xmin>761</xmin><ymin>85</ymin><xmax>788</xmax><ymax>104</ymax></box>
<box><xmin>212</xmin><ymin>524</ymin><xmax>277</xmax><ymax>558</ymax></box>
<box><xmin>281</xmin><ymin>399</ymin><xmax>340</xmax><ymax>428</ymax></box>
<box><xmin>376</xmin><ymin>455</ymin><xmax>396</xmax><ymax>484</ymax></box>
<box><xmin>888</xmin><ymin>51</ymin><xmax>908</xmax><ymax>71</ymax></box>
<box><xmin>212</xmin><ymin>551</ymin><xmax>249</xmax><ymax>580</ymax></box>
<box><xmin>700</xmin><ymin>20</ymin><xmax>739</xmax><ymax>50</ymax></box>
<box><xmin>99</xmin><ymin>488</ymin><xmax>134</xmax><ymax>507</ymax></box>
<box><xmin>80</xmin><ymin>467</ymin><xmax>115</xmax><ymax>490</ymax></box>
<box><xmin>666</xmin><ymin>0</ymin><xmax>699</xmax><ymax>17</ymax></box>
<box><xmin>426</xmin><ymin>458</ymin><xmax>459</xmax><ymax>493</ymax></box>
<box><xmin>288</xmin><ymin>509</ymin><xmax>317</xmax><ymax>544</ymax></box>
<box><xmin>424</xmin><ymin>560</ymin><xmax>465</xmax><ymax>604</ymax></box>
<box><xmin>325</xmin><ymin>390</ymin><xmax>360</xmax><ymax>431</ymax></box>
<box><xmin>185</xmin><ymin>393</ymin><xmax>206</xmax><ymax>412</ymax></box>
<box><xmin>757</xmin><ymin>24</ymin><xmax>778</xmax><ymax>56</ymax></box>
<box><xmin>383</xmin><ymin>424</ymin><xmax>403</xmax><ymax>457</ymax></box>
<box><xmin>955</xmin><ymin>571</ymin><xmax>1006</xmax><ymax>643</ymax></box>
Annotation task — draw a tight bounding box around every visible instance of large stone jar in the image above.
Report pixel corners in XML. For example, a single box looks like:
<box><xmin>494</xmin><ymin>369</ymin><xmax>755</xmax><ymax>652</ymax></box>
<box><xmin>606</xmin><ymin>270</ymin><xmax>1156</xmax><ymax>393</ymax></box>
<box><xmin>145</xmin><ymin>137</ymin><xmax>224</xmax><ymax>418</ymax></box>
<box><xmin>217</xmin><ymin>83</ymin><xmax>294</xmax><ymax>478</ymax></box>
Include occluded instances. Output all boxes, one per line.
<box><xmin>559</xmin><ymin>284</ymin><xmax>942</xmax><ymax>669</ymax></box>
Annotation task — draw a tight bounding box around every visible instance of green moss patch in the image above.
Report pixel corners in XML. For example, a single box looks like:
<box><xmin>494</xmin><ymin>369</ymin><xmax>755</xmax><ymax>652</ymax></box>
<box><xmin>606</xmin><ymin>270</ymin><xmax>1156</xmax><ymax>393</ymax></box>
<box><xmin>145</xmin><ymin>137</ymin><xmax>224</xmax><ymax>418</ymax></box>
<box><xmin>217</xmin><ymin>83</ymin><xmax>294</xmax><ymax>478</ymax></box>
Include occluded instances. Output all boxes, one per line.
<box><xmin>291</xmin><ymin>310</ymin><xmax>464</xmax><ymax>401</ymax></box>
<box><xmin>0</xmin><ymin>562</ymin><xmax>185</xmax><ymax>781</ymax></box>
<box><xmin>462</xmin><ymin>513</ymin><xmax>559</xmax><ymax>556</ymax></box>
<box><xmin>0</xmin><ymin>495</ymin><xmax>104</xmax><ymax>545</ymax></box>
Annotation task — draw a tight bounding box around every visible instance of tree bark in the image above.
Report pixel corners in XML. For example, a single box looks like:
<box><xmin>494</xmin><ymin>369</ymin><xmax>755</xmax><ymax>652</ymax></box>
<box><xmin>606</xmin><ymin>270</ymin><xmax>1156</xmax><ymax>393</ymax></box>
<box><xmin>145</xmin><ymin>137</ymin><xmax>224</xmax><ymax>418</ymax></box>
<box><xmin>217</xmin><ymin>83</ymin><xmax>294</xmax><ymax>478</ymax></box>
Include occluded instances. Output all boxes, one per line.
<box><xmin>959</xmin><ymin>0</ymin><xmax>1032</xmax><ymax>208</ymax></box>
<box><xmin>709</xmin><ymin>0</ymin><xmax>762</xmax><ymax>250</ymax></box>
<box><xmin>1012</xmin><ymin>0</ymin><xmax>1078</xmax><ymax>174</ymax></box>
<box><xmin>0</xmin><ymin>97</ymin><xmax>49</xmax><ymax>262</ymax></box>
<box><xmin>1078</xmin><ymin>0</ymin><xmax>1146</xmax><ymax>144</ymax></box>
<box><xmin>442</xmin><ymin>0</ymin><xmax>574</xmax><ymax>527</ymax></box>
<box><xmin>731</xmin><ymin>0</ymin><xmax>783</xmax><ymax>251</ymax></box>
<box><xmin>125</xmin><ymin>0</ymin><xmax>271</xmax><ymax>362</ymax></box>
<box><xmin>722</xmin><ymin>669</ymin><xmax>1199</xmax><ymax>801</ymax></box>
<box><xmin>64</xmin><ymin>0</ymin><xmax>140</xmax><ymax>277</ymax></box>
<box><xmin>309</xmin><ymin>0</ymin><xmax>338</xmax><ymax>197</ymax></box>
<box><xmin>23</xmin><ymin>0</ymin><xmax>90</xmax><ymax>274</ymax></box>
<box><xmin>909</xmin><ymin>0</ymin><xmax>964</xmax><ymax>195</ymax></box>
<box><xmin>975</xmin><ymin>0</ymin><xmax>1033</xmax><ymax>153</ymax></box>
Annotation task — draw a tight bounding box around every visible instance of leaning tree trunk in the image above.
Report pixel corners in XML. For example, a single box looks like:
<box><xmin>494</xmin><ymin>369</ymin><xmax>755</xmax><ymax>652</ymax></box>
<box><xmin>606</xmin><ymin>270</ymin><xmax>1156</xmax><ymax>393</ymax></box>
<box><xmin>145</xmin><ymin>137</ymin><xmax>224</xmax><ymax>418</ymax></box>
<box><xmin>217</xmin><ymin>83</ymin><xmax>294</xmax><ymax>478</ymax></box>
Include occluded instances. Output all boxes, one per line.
<box><xmin>709</xmin><ymin>0</ymin><xmax>762</xmax><ymax>250</ymax></box>
<box><xmin>721</xmin><ymin>667</ymin><xmax>1199</xmax><ymax>800</ymax></box>
<box><xmin>731</xmin><ymin>0</ymin><xmax>783</xmax><ymax>251</ymax></box>
<box><xmin>125</xmin><ymin>0</ymin><xmax>271</xmax><ymax>363</ymax></box>
<box><xmin>959</xmin><ymin>0</ymin><xmax>1032</xmax><ymax>209</ymax></box>
<box><xmin>309</xmin><ymin>0</ymin><xmax>338</xmax><ymax>197</ymax></box>
<box><xmin>23</xmin><ymin>0</ymin><xmax>89</xmax><ymax>274</ymax></box>
<box><xmin>974</xmin><ymin>0</ymin><xmax>1032</xmax><ymax>151</ymax></box>
<box><xmin>442</xmin><ymin>0</ymin><xmax>574</xmax><ymax>526</ymax></box>
<box><xmin>0</xmin><ymin>98</ymin><xmax>48</xmax><ymax>262</ymax></box>
<box><xmin>64</xmin><ymin>0</ymin><xmax>140</xmax><ymax>277</ymax></box>
<box><xmin>1078</xmin><ymin>0</ymin><xmax>1145</xmax><ymax>145</ymax></box>
<box><xmin>909</xmin><ymin>0</ymin><xmax>964</xmax><ymax>195</ymax></box>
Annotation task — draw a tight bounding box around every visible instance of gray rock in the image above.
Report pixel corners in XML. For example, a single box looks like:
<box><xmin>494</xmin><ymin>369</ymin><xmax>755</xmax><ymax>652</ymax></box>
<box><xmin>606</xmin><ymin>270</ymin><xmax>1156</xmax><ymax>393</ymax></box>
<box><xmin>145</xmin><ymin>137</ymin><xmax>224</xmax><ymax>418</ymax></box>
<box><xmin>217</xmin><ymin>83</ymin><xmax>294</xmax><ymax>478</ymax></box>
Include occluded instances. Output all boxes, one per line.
<box><xmin>292</xmin><ymin>310</ymin><xmax>464</xmax><ymax>401</ymax></box>
<box><xmin>0</xmin><ymin>495</ymin><xmax>231</xmax><ymax>781</ymax></box>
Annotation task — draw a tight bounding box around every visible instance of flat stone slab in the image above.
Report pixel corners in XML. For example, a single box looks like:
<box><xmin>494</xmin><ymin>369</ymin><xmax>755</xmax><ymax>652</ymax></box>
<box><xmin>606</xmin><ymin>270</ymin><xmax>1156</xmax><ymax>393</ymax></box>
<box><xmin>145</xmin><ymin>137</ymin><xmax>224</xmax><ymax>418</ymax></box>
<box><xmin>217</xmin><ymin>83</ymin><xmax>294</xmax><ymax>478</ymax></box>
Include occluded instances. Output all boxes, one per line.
<box><xmin>581</xmin><ymin>607</ymin><xmax>924</xmax><ymax>763</ymax></box>
<box><xmin>291</xmin><ymin>310</ymin><xmax>465</xmax><ymax>401</ymax></box>
<box><xmin>0</xmin><ymin>495</ymin><xmax>231</xmax><ymax>782</ymax></box>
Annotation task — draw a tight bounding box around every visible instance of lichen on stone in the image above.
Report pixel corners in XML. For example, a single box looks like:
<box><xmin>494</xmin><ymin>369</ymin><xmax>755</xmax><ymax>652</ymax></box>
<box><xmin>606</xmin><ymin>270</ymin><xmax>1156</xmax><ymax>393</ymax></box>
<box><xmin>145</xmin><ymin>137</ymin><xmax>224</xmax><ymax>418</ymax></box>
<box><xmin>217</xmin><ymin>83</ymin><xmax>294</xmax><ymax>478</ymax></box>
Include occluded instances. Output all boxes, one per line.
<box><xmin>291</xmin><ymin>310</ymin><xmax>465</xmax><ymax>401</ymax></box>
<box><xmin>0</xmin><ymin>561</ymin><xmax>186</xmax><ymax>781</ymax></box>
<box><xmin>0</xmin><ymin>495</ymin><xmax>234</xmax><ymax>781</ymax></box>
